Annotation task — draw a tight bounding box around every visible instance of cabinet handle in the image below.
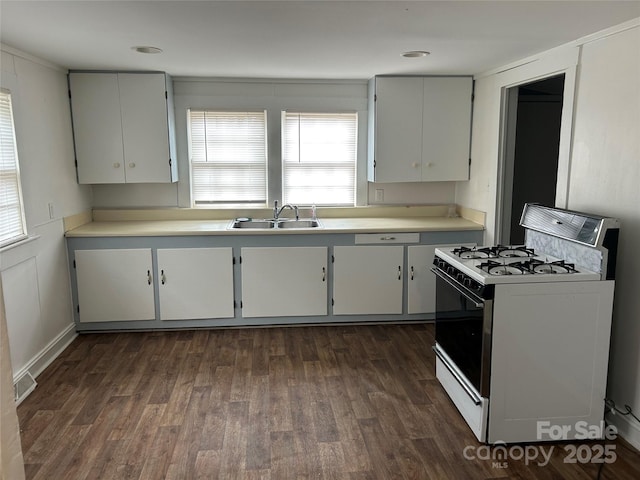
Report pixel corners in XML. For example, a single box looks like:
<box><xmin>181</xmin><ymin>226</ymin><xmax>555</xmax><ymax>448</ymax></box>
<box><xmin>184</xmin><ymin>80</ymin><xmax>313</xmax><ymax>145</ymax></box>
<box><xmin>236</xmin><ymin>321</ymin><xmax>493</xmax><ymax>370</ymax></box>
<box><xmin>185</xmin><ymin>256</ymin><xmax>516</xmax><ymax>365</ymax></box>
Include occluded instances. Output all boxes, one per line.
<box><xmin>322</xmin><ymin>266</ymin><xmax>326</xmax><ymax>282</ymax></box>
<box><xmin>147</xmin><ymin>270</ymin><xmax>152</xmax><ymax>285</ymax></box>
<box><xmin>380</xmin><ymin>236</ymin><xmax>396</xmax><ymax>241</ymax></box>
<box><xmin>161</xmin><ymin>269</ymin><xmax>166</xmax><ymax>285</ymax></box>
<box><xmin>129</xmin><ymin>162</ymin><xmax>136</xmax><ymax>168</ymax></box>
<box><xmin>113</xmin><ymin>162</ymin><xmax>121</xmax><ymax>168</ymax></box>
<box><xmin>398</xmin><ymin>266</ymin><xmax>402</xmax><ymax>280</ymax></box>
<box><xmin>411</xmin><ymin>162</ymin><xmax>419</xmax><ymax>168</ymax></box>
<box><xmin>410</xmin><ymin>265</ymin><xmax>414</xmax><ymax>281</ymax></box>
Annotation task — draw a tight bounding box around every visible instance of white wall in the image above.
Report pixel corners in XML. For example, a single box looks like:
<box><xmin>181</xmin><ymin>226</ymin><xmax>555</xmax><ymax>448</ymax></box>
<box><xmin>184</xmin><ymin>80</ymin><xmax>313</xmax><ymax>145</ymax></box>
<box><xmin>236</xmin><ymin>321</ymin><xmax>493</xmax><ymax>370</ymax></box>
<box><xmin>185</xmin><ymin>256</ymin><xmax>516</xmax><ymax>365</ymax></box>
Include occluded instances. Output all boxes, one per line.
<box><xmin>565</xmin><ymin>25</ymin><xmax>640</xmax><ymax>447</ymax></box>
<box><xmin>0</xmin><ymin>46</ymin><xmax>91</xmax><ymax>380</ymax></box>
<box><xmin>91</xmin><ymin>77</ymin><xmax>456</xmax><ymax>209</ymax></box>
<box><xmin>456</xmin><ymin>21</ymin><xmax>640</xmax><ymax>446</ymax></box>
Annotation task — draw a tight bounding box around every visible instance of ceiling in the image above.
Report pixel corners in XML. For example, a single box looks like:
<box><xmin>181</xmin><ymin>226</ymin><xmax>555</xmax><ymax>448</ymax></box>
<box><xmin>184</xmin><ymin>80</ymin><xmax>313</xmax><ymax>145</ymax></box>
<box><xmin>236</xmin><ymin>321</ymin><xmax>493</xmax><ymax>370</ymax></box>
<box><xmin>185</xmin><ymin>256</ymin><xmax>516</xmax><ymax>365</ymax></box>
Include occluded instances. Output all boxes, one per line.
<box><xmin>1</xmin><ymin>1</ymin><xmax>639</xmax><ymax>79</ymax></box>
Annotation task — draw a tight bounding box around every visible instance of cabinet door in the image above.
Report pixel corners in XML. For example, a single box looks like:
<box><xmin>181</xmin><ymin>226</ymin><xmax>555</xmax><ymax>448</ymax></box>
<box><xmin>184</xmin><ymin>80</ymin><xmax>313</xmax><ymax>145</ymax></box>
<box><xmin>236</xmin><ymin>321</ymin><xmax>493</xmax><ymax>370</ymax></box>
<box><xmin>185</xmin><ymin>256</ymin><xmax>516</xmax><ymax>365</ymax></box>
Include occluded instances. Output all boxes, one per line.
<box><xmin>333</xmin><ymin>246</ymin><xmax>403</xmax><ymax>315</ymax></box>
<box><xmin>157</xmin><ymin>248</ymin><xmax>234</xmax><ymax>320</ymax></box>
<box><xmin>69</xmin><ymin>73</ymin><xmax>125</xmax><ymax>184</ymax></box>
<box><xmin>241</xmin><ymin>247</ymin><xmax>327</xmax><ymax>318</ymax></box>
<box><xmin>407</xmin><ymin>243</ymin><xmax>476</xmax><ymax>314</ymax></box>
<box><xmin>75</xmin><ymin>249</ymin><xmax>155</xmax><ymax>322</ymax></box>
<box><xmin>118</xmin><ymin>73</ymin><xmax>173</xmax><ymax>183</ymax></box>
<box><xmin>407</xmin><ymin>245</ymin><xmax>437</xmax><ymax>314</ymax></box>
<box><xmin>373</xmin><ymin>77</ymin><xmax>424</xmax><ymax>182</ymax></box>
<box><xmin>421</xmin><ymin>77</ymin><xmax>472</xmax><ymax>181</ymax></box>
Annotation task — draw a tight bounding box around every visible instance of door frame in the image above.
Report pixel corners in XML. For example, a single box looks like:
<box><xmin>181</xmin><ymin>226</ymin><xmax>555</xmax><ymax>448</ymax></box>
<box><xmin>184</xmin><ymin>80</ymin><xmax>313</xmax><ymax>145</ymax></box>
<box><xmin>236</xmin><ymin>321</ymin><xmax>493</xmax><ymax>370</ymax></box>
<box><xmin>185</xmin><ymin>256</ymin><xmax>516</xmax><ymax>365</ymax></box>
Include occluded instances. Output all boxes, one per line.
<box><xmin>493</xmin><ymin>47</ymin><xmax>579</xmax><ymax>244</ymax></box>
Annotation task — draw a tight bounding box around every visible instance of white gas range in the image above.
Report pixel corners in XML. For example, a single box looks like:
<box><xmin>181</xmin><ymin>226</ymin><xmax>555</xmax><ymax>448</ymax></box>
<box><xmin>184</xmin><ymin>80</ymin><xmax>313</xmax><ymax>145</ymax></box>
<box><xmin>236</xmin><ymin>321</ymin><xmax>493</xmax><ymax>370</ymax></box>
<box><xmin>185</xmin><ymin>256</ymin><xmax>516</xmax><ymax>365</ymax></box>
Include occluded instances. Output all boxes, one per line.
<box><xmin>432</xmin><ymin>204</ymin><xmax>620</xmax><ymax>444</ymax></box>
<box><xmin>434</xmin><ymin>244</ymin><xmax>602</xmax><ymax>285</ymax></box>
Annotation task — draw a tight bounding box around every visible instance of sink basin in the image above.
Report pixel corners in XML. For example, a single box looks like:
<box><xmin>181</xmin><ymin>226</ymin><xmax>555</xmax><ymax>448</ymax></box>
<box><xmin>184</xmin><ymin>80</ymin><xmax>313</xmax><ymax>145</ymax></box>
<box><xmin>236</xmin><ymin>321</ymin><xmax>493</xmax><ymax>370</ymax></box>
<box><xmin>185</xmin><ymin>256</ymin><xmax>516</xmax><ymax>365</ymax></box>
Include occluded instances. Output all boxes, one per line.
<box><xmin>230</xmin><ymin>219</ymin><xmax>275</xmax><ymax>229</ymax></box>
<box><xmin>276</xmin><ymin>219</ymin><xmax>321</xmax><ymax>229</ymax></box>
<box><xmin>228</xmin><ymin>218</ymin><xmax>321</xmax><ymax>230</ymax></box>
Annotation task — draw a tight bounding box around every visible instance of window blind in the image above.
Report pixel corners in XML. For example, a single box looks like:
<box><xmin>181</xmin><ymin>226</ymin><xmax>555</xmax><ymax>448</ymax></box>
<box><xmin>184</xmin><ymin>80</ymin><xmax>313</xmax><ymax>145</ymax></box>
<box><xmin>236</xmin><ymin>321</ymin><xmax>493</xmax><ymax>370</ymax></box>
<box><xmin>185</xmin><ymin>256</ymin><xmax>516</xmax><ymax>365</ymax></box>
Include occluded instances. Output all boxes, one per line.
<box><xmin>282</xmin><ymin>112</ymin><xmax>357</xmax><ymax>206</ymax></box>
<box><xmin>189</xmin><ymin>110</ymin><xmax>267</xmax><ymax>205</ymax></box>
<box><xmin>0</xmin><ymin>91</ymin><xmax>27</xmax><ymax>247</ymax></box>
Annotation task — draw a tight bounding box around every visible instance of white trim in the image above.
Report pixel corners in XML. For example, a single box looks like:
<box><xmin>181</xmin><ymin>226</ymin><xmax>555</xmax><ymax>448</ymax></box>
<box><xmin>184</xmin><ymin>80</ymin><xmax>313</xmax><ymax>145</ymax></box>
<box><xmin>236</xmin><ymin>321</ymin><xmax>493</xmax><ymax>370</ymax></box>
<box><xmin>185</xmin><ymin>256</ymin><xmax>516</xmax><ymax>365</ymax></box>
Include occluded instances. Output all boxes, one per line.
<box><xmin>476</xmin><ymin>45</ymin><xmax>578</xmax><ymax>80</ymax></box>
<box><xmin>174</xmin><ymin>76</ymin><xmax>367</xmax><ymax>85</ymax></box>
<box><xmin>12</xmin><ymin>322</ymin><xmax>77</xmax><ymax>386</ymax></box>
<box><xmin>0</xmin><ymin>234</ymin><xmax>40</xmax><ymax>271</ymax></box>
<box><xmin>606</xmin><ymin>411</ymin><xmax>640</xmax><ymax>451</ymax></box>
<box><xmin>492</xmin><ymin>46</ymin><xmax>579</xmax><ymax>243</ymax></box>
<box><xmin>570</xmin><ymin>17</ymin><xmax>640</xmax><ymax>48</ymax></box>
<box><xmin>554</xmin><ymin>64</ymin><xmax>578</xmax><ymax>209</ymax></box>
<box><xmin>0</xmin><ymin>234</ymin><xmax>38</xmax><ymax>254</ymax></box>
<box><xmin>475</xmin><ymin>18</ymin><xmax>639</xmax><ymax>80</ymax></box>
<box><xmin>0</xmin><ymin>43</ymin><xmax>66</xmax><ymax>72</ymax></box>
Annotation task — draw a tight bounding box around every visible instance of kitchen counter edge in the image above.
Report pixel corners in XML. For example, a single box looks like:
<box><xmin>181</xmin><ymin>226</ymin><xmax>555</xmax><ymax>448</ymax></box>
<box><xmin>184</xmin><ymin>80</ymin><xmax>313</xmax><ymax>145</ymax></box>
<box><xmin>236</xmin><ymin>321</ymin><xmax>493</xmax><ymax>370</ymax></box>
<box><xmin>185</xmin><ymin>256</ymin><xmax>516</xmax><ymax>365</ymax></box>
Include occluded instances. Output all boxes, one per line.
<box><xmin>64</xmin><ymin>217</ymin><xmax>484</xmax><ymax>238</ymax></box>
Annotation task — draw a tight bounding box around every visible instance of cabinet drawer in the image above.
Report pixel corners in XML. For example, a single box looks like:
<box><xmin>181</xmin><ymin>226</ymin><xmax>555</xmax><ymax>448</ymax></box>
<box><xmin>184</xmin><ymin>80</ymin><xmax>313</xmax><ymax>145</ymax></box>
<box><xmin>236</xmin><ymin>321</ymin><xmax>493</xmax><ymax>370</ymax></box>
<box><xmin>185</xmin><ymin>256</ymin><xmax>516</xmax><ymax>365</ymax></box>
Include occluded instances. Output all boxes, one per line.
<box><xmin>354</xmin><ymin>233</ymin><xmax>420</xmax><ymax>244</ymax></box>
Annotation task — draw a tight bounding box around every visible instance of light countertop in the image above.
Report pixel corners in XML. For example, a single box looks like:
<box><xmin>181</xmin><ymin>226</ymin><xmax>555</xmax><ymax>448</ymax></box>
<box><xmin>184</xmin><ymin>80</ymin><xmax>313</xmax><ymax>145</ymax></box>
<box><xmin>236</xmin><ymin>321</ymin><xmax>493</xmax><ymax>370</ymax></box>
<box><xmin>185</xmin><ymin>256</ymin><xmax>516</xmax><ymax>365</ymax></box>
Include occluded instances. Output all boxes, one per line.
<box><xmin>64</xmin><ymin>205</ymin><xmax>485</xmax><ymax>237</ymax></box>
<box><xmin>65</xmin><ymin>216</ymin><xmax>483</xmax><ymax>237</ymax></box>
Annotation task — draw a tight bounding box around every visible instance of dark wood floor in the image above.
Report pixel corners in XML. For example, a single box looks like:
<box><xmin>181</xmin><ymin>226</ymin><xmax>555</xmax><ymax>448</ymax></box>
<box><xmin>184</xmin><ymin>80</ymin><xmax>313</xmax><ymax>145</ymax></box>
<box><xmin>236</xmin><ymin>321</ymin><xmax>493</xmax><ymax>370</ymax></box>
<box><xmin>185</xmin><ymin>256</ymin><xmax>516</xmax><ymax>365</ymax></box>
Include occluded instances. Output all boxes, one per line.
<box><xmin>17</xmin><ymin>323</ymin><xmax>640</xmax><ymax>479</ymax></box>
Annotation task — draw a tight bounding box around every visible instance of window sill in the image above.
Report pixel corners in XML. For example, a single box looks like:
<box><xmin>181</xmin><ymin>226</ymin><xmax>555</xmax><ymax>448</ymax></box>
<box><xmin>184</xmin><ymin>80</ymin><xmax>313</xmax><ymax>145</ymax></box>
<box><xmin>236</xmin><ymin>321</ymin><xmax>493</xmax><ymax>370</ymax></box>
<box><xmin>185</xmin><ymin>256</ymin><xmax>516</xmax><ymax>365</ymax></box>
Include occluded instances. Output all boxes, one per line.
<box><xmin>0</xmin><ymin>235</ymin><xmax>41</xmax><ymax>272</ymax></box>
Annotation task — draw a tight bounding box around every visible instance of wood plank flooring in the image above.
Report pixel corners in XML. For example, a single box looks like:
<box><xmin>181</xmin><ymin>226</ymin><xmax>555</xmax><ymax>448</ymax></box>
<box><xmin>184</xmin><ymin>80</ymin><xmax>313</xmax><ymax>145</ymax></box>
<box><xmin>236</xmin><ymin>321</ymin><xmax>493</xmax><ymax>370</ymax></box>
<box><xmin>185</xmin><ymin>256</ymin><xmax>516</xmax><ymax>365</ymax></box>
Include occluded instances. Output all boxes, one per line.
<box><xmin>17</xmin><ymin>323</ymin><xmax>640</xmax><ymax>479</ymax></box>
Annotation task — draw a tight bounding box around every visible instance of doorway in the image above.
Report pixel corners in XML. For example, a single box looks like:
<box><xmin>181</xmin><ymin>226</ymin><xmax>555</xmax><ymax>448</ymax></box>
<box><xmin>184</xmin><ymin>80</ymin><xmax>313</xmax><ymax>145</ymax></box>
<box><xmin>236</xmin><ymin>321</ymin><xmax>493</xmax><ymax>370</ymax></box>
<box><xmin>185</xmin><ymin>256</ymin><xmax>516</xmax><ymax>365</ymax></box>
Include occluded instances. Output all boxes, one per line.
<box><xmin>499</xmin><ymin>75</ymin><xmax>565</xmax><ymax>244</ymax></box>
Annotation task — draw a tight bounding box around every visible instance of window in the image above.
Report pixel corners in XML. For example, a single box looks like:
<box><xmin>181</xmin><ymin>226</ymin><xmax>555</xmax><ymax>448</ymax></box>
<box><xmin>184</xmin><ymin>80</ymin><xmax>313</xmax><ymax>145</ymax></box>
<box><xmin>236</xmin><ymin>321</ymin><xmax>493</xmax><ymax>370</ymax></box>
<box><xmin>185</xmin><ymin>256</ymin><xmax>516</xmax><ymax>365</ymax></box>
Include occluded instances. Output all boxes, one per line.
<box><xmin>188</xmin><ymin>110</ymin><xmax>267</xmax><ymax>205</ymax></box>
<box><xmin>282</xmin><ymin>112</ymin><xmax>357</xmax><ymax>206</ymax></box>
<box><xmin>0</xmin><ymin>90</ymin><xmax>27</xmax><ymax>247</ymax></box>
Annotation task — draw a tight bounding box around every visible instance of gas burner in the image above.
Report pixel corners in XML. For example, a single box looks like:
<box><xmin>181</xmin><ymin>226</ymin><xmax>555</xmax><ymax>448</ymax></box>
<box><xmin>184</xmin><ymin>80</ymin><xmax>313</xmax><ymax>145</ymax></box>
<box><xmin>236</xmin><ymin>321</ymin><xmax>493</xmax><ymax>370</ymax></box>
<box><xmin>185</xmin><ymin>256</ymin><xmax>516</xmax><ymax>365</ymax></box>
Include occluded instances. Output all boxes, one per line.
<box><xmin>452</xmin><ymin>246</ymin><xmax>496</xmax><ymax>259</ymax></box>
<box><xmin>522</xmin><ymin>259</ymin><xmax>578</xmax><ymax>274</ymax></box>
<box><xmin>494</xmin><ymin>245</ymin><xmax>536</xmax><ymax>258</ymax></box>
<box><xmin>478</xmin><ymin>260</ymin><xmax>528</xmax><ymax>276</ymax></box>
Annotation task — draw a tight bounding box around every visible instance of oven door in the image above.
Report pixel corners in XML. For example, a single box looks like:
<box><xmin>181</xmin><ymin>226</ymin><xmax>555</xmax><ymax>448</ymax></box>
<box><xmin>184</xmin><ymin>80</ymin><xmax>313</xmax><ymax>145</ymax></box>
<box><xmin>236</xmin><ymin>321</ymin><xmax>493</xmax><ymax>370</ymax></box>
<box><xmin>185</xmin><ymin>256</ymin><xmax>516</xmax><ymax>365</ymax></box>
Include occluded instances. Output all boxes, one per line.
<box><xmin>432</xmin><ymin>267</ymin><xmax>493</xmax><ymax>399</ymax></box>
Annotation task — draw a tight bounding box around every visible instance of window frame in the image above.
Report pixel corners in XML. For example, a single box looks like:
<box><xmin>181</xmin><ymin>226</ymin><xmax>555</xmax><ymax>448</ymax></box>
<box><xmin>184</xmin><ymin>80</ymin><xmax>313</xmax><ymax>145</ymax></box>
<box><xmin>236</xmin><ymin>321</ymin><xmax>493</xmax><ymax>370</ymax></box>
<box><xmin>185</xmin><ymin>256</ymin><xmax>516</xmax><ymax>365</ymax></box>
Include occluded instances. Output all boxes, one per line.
<box><xmin>281</xmin><ymin>110</ymin><xmax>358</xmax><ymax>207</ymax></box>
<box><xmin>187</xmin><ymin>108</ymin><xmax>269</xmax><ymax>207</ymax></box>
<box><xmin>0</xmin><ymin>88</ymin><xmax>28</xmax><ymax>248</ymax></box>
<box><xmin>176</xmin><ymin>79</ymin><xmax>369</xmax><ymax>209</ymax></box>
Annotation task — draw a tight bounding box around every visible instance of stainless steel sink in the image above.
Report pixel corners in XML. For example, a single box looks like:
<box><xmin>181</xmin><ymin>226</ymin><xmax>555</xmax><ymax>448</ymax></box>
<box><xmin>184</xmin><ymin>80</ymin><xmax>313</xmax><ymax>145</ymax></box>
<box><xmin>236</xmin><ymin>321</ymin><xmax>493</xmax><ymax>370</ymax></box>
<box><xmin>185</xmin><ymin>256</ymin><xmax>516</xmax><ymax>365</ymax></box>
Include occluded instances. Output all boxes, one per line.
<box><xmin>276</xmin><ymin>219</ymin><xmax>321</xmax><ymax>229</ymax></box>
<box><xmin>229</xmin><ymin>219</ymin><xmax>275</xmax><ymax>229</ymax></box>
<box><xmin>228</xmin><ymin>218</ymin><xmax>321</xmax><ymax>230</ymax></box>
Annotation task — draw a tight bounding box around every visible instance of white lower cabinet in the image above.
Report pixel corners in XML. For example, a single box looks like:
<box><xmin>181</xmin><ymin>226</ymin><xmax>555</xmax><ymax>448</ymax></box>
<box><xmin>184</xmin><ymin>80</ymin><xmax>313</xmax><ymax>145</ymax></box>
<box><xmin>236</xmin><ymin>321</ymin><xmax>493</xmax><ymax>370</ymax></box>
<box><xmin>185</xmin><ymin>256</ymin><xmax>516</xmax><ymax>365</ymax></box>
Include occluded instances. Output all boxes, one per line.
<box><xmin>407</xmin><ymin>243</ymin><xmax>476</xmax><ymax>314</ymax></box>
<box><xmin>241</xmin><ymin>247</ymin><xmax>328</xmax><ymax>318</ymax></box>
<box><xmin>69</xmin><ymin>234</ymin><xmax>483</xmax><ymax>330</ymax></box>
<box><xmin>157</xmin><ymin>248</ymin><xmax>234</xmax><ymax>320</ymax></box>
<box><xmin>407</xmin><ymin>245</ymin><xmax>438</xmax><ymax>314</ymax></box>
<box><xmin>75</xmin><ymin>249</ymin><xmax>155</xmax><ymax>322</ymax></box>
<box><xmin>333</xmin><ymin>246</ymin><xmax>404</xmax><ymax>315</ymax></box>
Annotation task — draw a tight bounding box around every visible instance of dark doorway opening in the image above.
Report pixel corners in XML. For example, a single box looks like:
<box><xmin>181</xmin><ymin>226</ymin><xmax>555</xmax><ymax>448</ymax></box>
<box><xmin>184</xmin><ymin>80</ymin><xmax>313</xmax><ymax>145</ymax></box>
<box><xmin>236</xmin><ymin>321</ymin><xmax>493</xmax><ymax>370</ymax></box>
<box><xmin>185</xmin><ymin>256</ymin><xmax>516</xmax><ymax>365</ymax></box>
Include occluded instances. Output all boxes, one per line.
<box><xmin>501</xmin><ymin>75</ymin><xmax>565</xmax><ymax>244</ymax></box>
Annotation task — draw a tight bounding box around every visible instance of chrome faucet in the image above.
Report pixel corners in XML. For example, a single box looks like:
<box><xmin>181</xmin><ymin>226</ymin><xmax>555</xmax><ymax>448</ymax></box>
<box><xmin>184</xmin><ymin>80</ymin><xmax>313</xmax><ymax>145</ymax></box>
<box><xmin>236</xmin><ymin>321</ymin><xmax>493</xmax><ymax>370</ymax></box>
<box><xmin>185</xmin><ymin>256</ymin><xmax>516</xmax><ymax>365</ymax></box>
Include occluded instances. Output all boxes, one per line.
<box><xmin>273</xmin><ymin>200</ymin><xmax>299</xmax><ymax>220</ymax></box>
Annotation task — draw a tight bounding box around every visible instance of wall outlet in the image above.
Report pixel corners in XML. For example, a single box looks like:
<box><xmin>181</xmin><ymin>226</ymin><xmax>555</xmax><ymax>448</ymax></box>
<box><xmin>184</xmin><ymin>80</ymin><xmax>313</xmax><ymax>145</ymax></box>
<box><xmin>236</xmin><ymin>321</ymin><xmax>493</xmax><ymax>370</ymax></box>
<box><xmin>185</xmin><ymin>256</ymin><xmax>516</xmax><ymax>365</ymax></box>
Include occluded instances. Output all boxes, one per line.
<box><xmin>374</xmin><ymin>189</ymin><xmax>384</xmax><ymax>202</ymax></box>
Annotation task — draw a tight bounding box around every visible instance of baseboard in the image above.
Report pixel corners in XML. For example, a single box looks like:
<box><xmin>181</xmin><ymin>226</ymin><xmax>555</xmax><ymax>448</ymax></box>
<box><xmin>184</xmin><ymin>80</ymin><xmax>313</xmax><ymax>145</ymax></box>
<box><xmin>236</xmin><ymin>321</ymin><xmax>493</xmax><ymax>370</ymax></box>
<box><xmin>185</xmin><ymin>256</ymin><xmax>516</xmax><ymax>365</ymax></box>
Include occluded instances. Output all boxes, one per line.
<box><xmin>606</xmin><ymin>411</ymin><xmax>640</xmax><ymax>451</ymax></box>
<box><xmin>13</xmin><ymin>323</ymin><xmax>77</xmax><ymax>389</ymax></box>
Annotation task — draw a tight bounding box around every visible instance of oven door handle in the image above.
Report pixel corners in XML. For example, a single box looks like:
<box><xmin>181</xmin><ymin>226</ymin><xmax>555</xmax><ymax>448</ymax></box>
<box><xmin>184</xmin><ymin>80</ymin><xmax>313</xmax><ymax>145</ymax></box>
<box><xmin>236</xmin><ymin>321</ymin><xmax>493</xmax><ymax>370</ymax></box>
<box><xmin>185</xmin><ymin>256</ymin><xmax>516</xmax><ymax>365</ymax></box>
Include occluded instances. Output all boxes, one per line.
<box><xmin>431</xmin><ymin>267</ymin><xmax>485</xmax><ymax>307</ymax></box>
<box><xmin>433</xmin><ymin>345</ymin><xmax>482</xmax><ymax>406</ymax></box>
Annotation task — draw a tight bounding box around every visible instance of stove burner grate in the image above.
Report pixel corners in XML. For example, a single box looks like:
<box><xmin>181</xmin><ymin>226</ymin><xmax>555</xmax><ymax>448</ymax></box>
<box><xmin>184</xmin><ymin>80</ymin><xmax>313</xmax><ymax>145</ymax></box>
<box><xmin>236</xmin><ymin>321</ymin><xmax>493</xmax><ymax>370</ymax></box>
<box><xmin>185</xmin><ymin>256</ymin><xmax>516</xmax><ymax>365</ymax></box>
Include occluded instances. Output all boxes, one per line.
<box><xmin>452</xmin><ymin>246</ymin><xmax>496</xmax><ymax>259</ymax></box>
<box><xmin>494</xmin><ymin>245</ymin><xmax>536</xmax><ymax>258</ymax></box>
<box><xmin>452</xmin><ymin>245</ymin><xmax>536</xmax><ymax>259</ymax></box>
<box><xmin>478</xmin><ymin>260</ymin><xmax>529</xmax><ymax>276</ymax></box>
<box><xmin>523</xmin><ymin>259</ymin><xmax>578</xmax><ymax>274</ymax></box>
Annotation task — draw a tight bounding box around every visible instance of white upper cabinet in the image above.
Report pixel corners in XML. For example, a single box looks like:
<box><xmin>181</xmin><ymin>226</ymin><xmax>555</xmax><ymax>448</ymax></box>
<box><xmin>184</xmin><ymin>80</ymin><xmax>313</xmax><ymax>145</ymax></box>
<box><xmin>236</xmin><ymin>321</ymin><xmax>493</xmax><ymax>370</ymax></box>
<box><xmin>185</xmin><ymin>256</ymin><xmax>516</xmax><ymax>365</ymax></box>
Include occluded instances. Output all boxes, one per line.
<box><xmin>69</xmin><ymin>72</ymin><xmax>177</xmax><ymax>184</ymax></box>
<box><xmin>368</xmin><ymin>76</ymin><xmax>473</xmax><ymax>183</ymax></box>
